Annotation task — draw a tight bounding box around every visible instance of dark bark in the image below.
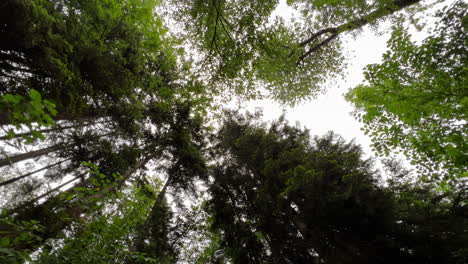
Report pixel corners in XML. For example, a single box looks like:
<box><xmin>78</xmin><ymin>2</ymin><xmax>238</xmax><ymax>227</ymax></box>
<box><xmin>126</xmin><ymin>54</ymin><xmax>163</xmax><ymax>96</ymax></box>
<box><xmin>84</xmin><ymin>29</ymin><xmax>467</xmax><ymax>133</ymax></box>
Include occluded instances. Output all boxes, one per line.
<box><xmin>0</xmin><ymin>143</ymin><xmax>70</xmax><ymax>168</ymax></box>
<box><xmin>0</xmin><ymin>124</ymin><xmax>82</xmax><ymax>141</ymax></box>
<box><xmin>298</xmin><ymin>0</ymin><xmax>421</xmax><ymax>62</ymax></box>
<box><xmin>0</xmin><ymin>158</ymin><xmax>71</xmax><ymax>187</ymax></box>
<box><xmin>0</xmin><ymin>108</ymin><xmax>107</xmax><ymax>126</ymax></box>
<box><xmin>299</xmin><ymin>28</ymin><xmax>338</xmax><ymax>47</ymax></box>
<box><xmin>336</xmin><ymin>0</ymin><xmax>420</xmax><ymax>33</ymax></box>
<box><xmin>297</xmin><ymin>33</ymin><xmax>338</xmax><ymax>64</ymax></box>
<box><xmin>0</xmin><ymin>129</ymin><xmax>115</xmax><ymax>168</ymax></box>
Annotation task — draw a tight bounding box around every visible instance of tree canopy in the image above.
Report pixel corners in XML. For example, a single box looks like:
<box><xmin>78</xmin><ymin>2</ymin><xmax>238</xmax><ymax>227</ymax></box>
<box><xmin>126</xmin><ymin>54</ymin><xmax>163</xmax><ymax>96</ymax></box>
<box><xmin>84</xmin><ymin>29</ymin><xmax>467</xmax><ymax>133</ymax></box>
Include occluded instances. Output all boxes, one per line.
<box><xmin>203</xmin><ymin>111</ymin><xmax>467</xmax><ymax>263</ymax></box>
<box><xmin>346</xmin><ymin>1</ymin><xmax>467</xmax><ymax>182</ymax></box>
<box><xmin>164</xmin><ymin>0</ymin><xmax>423</xmax><ymax>104</ymax></box>
<box><xmin>0</xmin><ymin>0</ymin><xmax>467</xmax><ymax>263</ymax></box>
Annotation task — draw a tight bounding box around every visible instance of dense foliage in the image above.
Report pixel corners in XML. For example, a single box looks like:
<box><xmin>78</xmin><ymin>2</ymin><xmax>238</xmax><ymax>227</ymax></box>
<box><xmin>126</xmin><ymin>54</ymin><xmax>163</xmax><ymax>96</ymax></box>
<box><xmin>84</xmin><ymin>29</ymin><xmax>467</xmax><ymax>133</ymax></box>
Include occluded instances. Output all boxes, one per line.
<box><xmin>204</xmin><ymin>112</ymin><xmax>467</xmax><ymax>263</ymax></box>
<box><xmin>163</xmin><ymin>0</ymin><xmax>430</xmax><ymax>104</ymax></box>
<box><xmin>346</xmin><ymin>1</ymin><xmax>467</xmax><ymax>182</ymax></box>
<box><xmin>0</xmin><ymin>0</ymin><xmax>466</xmax><ymax>263</ymax></box>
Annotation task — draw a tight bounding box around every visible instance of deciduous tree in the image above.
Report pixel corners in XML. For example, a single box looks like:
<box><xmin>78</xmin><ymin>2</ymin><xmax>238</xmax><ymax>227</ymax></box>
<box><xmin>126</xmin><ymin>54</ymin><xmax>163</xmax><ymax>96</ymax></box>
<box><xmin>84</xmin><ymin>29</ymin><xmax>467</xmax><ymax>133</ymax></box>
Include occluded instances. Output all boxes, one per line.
<box><xmin>346</xmin><ymin>1</ymin><xmax>467</xmax><ymax>181</ymax></box>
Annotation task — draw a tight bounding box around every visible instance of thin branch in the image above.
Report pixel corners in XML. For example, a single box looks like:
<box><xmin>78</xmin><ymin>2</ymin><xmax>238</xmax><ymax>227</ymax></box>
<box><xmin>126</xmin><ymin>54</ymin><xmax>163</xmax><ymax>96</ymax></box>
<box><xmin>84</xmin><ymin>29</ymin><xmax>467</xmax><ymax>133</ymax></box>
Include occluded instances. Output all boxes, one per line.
<box><xmin>296</xmin><ymin>0</ymin><xmax>421</xmax><ymax>62</ymax></box>
<box><xmin>209</xmin><ymin>1</ymin><xmax>221</xmax><ymax>50</ymax></box>
<box><xmin>219</xmin><ymin>17</ymin><xmax>234</xmax><ymax>43</ymax></box>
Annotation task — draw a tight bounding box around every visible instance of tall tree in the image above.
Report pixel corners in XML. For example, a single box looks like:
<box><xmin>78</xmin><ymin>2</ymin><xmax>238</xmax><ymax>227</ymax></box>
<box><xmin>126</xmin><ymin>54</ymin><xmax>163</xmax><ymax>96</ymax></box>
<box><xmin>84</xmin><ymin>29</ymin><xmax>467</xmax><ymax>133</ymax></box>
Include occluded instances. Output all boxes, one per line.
<box><xmin>1</xmin><ymin>1</ymin><xmax>210</xmax><ymax>254</ymax></box>
<box><xmin>133</xmin><ymin>194</ymin><xmax>178</xmax><ymax>264</ymax></box>
<box><xmin>204</xmin><ymin>111</ymin><xmax>467</xmax><ymax>263</ymax></box>
<box><xmin>346</xmin><ymin>1</ymin><xmax>467</xmax><ymax>181</ymax></box>
<box><xmin>0</xmin><ymin>101</ymin><xmax>208</xmax><ymax>252</ymax></box>
<box><xmin>0</xmin><ymin>0</ymin><xmax>189</xmax><ymax>140</ymax></box>
<box><xmin>383</xmin><ymin>159</ymin><xmax>468</xmax><ymax>264</ymax></box>
<box><xmin>36</xmin><ymin>183</ymin><xmax>159</xmax><ymax>264</ymax></box>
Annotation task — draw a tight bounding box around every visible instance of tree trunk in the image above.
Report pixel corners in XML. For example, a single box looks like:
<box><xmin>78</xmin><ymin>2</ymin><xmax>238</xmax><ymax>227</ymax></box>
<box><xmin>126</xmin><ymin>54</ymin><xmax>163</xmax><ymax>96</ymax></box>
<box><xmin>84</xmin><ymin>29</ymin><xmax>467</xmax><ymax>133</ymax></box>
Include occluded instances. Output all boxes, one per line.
<box><xmin>87</xmin><ymin>155</ymin><xmax>154</xmax><ymax>201</ymax></box>
<box><xmin>0</xmin><ymin>124</ymin><xmax>83</xmax><ymax>141</ymax></box>
<box><xmin>0</xmin><ymin>128</ymin><xmax>116</xmax><ymax>168</ymax></box>
<box><xmin>0</xmin><ymin>108</ymin><xmax>107</xmax><ymax>126</ymax></box>
<box><xmin>0</xmin><ymin>158</ymin><xmax>71</xmax><ymax>187</ymax></box>
<box><xmin>131</xmin><ymin>175</ymin><xmax>172</xmax><ymax>261</ymax></box>
<box><xmin>27</xmin><ymin>173</ymin><xmax>85</xmax><ymax>206</ymax></box>
<box><xmin>336</xmin><ymin>0</ymin><xmax>420</xmax><ymax>33</ymax></box>
<box><xmin>0</xmin><ymin>143</ymin><xmax>71</xmax><ymax>168</ymax></box>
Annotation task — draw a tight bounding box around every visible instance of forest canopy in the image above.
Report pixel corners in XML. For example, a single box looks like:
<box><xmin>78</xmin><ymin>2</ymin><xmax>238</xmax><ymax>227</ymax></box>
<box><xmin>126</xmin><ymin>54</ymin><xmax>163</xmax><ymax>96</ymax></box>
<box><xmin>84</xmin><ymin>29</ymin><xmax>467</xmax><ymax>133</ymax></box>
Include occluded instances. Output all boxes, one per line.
<box><xmin>0</xmin><ymin>0</ymin><xmax>466</xmax><ymax>263</ymax></box>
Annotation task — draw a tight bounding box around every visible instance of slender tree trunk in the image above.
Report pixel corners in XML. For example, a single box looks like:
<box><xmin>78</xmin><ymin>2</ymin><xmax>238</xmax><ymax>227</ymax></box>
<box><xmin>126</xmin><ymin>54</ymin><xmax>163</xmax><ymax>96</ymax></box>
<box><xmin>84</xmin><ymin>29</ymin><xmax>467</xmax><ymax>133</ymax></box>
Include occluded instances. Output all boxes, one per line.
<box><xmin>0</xmin><ymin>158</ymin><xmax>71</xmax><ymax>187</ymax></box>
<box><xmin>87</xmin><ymin>155</ymin><xmax>154</xmax><ymax>200</ymax></box>
<box><xmin>27</xmin><ymin>173</ymin><xmax>85</xmax><ymax>205</ymax></box>
<box><xmin>0</xmin><ymin>129</ymin><xmax>116</xmax><ymax>168</ymax></box>
<box><xmin>52</xmin><ymin>110</ymin><xmax>108</xmax><ymax>124</ymax></box>
<box><xmin>12</xmin><ymin>172</ymin><xmax>90</xmax><ymax>214</ymax></box>
<box><xmin>0</xmin><ymin>108</ymin><xmax>108</xmax><ymax>126</ymax></box>
<box><xmin>130</xmin><ymin>175</ymin><xmax>172</xmax><ymax>261</ymax></box>
<box><xmin>0</xmin><ymin>124</ymin><xmax>82</xmax><ymax>140</ymax></box>
<box><xmin>0</xmin><ymin>143</ymin><xmax>71</xmax><ymax>168</ymax></box>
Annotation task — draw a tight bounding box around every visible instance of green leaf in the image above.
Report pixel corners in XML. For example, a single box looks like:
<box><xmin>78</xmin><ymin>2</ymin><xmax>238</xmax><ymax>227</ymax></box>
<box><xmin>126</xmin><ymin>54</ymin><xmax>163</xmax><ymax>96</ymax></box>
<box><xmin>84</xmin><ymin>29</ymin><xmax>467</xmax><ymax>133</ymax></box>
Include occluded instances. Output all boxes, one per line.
<box><xmin>28</xmin><ymin>89</ymin><xmax>41</xmax><ymax>102</ymax></box>
<box><xmin>0</xmin><ymin>236</ymin><xmax>10</xmax><ymax>247</ymax></box>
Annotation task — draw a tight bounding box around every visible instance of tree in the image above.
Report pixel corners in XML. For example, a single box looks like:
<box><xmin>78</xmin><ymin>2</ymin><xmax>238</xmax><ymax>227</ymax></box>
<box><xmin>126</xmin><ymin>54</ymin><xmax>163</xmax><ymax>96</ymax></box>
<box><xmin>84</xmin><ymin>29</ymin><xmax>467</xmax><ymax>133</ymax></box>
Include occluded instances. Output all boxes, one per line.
<box><xmin>346</xmin><ymin>1</ymin><xmax>467</xmax><ymax>181</ymax></box>
<box><xmin>0</xmin><ymin>101</ymin><xmax>208</xmax><ymax>253</ymax></box>
<box><xmin>383</xmin><ymin>159</ymin><xmax>468</xmax><ymax>264</ymax></box>
<box><xmin>1</xmin><ymin>0</ymin><xmax>466</xmax><ymax>263</ymax></box>
<box><xmin>0</xmin><ymin>0</ymin><xmax>210</xmax><ymax>240</ymax></box>
<box><xmin>165</xmin><ymin>0</ymin><xmax>423</xmax><ymax>104</ymax></box>
<box><xmin>0</xmin><ymin>0</ymin><xmax>190</xmax><ymax>140</ymax></box>
<box><xmin>204</xmin><ymin>111</ymin><xmax>467</xmax><ymax>263</ymax></box>
<box><xmin>133</xmin><ymin>194</ymin><xmax>178</xmax><ymax>264</ymax></box>
<box><xmin>36</xmin><ymin>183</ymin><xmax>160</xmax><ymax>264</ymax></box>
<box><xmin>1</xmin><ymin>0</ymin><xmax>210</xmax><ymax>255</ymax></box>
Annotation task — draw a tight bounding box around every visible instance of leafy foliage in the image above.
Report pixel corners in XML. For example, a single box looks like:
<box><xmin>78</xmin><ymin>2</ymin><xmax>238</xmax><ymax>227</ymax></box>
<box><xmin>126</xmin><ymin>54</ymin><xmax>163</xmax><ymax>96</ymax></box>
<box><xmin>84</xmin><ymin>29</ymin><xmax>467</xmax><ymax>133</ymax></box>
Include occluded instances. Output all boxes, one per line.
<box><xmin>165</xmin><ymin>0</ymin><xmax>422</xmax><ymax>104</ymax></box>
<box><xmin>0</xmin><ymin>210</ymin><xmax>44</xmax><ymax>263</ymax></box>
<box><xmin>0</xmin><ymin>0</ymin><xmax>466</xmax><ymax>263</ymax></box>
<box><xmin>384</xmin><ymin>159</ymin><xmax>468</xmax><ymax>264</ymax></box>
<box><xmin>346</xmin><ymin>1</ymin><xmax>468</xmax><ymax>181</ymax></box>
<box><xmin>37</xmin><ymin>184</ymin><xmax>159</xmax><ymax>264</ymax></box>
<box><xmin>0</xmin><ymin>89</ymin><xmax>57</xmax><ymax>142</ymax></box>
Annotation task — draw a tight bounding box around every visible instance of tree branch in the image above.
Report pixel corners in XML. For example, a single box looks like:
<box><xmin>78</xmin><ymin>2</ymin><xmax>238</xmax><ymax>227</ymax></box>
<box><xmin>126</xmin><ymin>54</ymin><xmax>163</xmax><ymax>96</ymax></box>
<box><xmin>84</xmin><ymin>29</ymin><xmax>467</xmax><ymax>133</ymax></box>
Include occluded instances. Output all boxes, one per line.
<box><xmin>297</xmin><ymin>33</ymin><xmax>338</xmax><ymax>65</ymax></box>
<box><xmin>297</xmin><ymin>0</ymin><xmax>421</xmax><ymax>62</ymax></box>
<box><xmin>299</xmin><ymin>27</ymin><xmax>338</xmax><ymax>47</ymax></box>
